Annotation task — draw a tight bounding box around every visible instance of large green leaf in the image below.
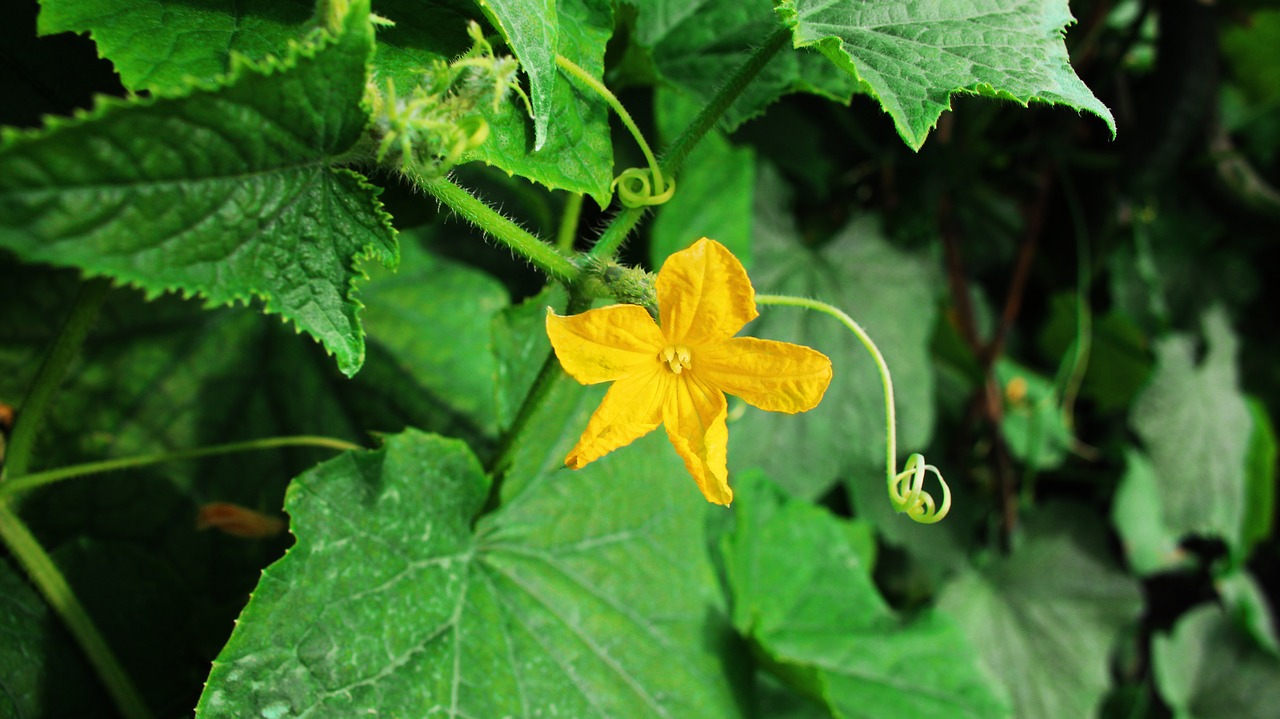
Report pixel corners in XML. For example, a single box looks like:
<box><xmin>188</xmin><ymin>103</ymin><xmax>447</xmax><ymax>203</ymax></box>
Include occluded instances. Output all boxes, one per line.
<box><xmin>0</xmin><ymin>0</ymin><xmax>395</xmax><ymax>377</ymax></box>
<box><xmin>635</xmin><ymin>0</ymin><xmax>858</xmax><ymax>131</ymax></box>
<box><xmin>197</xmin><ymin>420</ymin><xmax>741</xmax><ymax>716</ymax></box>
<box><xmin>728</xmin><ymin>166</ymin><xmax>937</xmax><ymax>499</ymax></box>
<box><xmin>775</xmin><ymin>0</ymin><xmax>1115</xmax><ymax>150</ymax></box>
<box><xmin>938</xmin><ymin>505</ymin><xmax>1144</xmax><ymax>719</ymax></box>
<box><xmin>1111</xmin><ymin>449</ymin><xmax>1191</xmax><ymax>577</ymax></box>
<box><xmin>724</xmin><ymin>472</ymin><xmax>1010</xmax><ymax>719</ymax></box>
<box><xmin>1129</xmin><ymin>308</ymin><xmax>1253</xmax><ymax>555</ymax></box>
<box><xmin>1154</xmin><ymin>604</ymin><xmax>1280</xmax><ymax>719</ymax></box>
<box><xmin>37</xmin><ymin>0</ymin><xmax>314</xmax><ymax>92</ymax></box>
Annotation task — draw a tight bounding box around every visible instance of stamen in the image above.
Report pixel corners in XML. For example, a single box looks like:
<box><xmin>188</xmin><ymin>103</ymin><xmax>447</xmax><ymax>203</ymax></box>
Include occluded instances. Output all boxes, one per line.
<box><xmin>660</xmin><ymin>345</ymin><xmax>692</xmax><ymax>374</ymax></box>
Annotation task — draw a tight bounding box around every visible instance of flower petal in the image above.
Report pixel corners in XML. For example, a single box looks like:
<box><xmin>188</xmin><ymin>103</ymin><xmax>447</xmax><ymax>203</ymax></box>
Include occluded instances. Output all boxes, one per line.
<box><xmin>657</xmin><ymin>238</ymin><xmax>758</xmax><ymax>347</ymax></box>
<box><xmin>663</xmin><ymin>374</ymin><xmax>733</xmax><ymax>505</ymax></box>
<box><xmin>546</xmin><ymin>305</ymin><xmax>665</xmax><ymax>384</ymax></box>
<box><xmin>565</xmin><ymin>365</ymin><xmax>667</xmax><ymax>469</ymax></box>
<box><xmin>698</xmin><ymin>337</ymin><xmax>833</xmax><ymax>413</ymax></box>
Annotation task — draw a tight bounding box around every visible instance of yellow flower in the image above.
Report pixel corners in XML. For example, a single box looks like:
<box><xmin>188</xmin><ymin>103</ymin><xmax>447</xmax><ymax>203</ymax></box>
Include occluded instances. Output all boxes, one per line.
<box><xmin>546</xmin><ymin>238</ymin><xmax>833</xmax><ymax>505</ymax></box>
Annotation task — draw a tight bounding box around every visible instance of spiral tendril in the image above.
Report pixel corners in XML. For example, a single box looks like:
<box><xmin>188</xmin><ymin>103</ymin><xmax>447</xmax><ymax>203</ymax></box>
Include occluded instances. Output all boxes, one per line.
<box><xmin>889</xmin><ymin>454</ymin><xmax>952</xmax><ymax>524</ymax></box>
<box><xmin>754</xmin><ymin>295</ymin><xmax>952</xmax><ymax>524</ymax></box>
<box><xmin>612</xmin><ymin>168</ymin><xmax>676</xmax><ymax>208</ymax></box>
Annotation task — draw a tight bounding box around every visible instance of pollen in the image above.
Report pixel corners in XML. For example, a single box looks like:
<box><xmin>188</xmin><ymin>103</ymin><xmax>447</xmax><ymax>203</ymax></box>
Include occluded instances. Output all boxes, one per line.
<box><xmin>660</xmin><ymin>345</ymin><xmax>693</xmax><ymax>374</ymax></box>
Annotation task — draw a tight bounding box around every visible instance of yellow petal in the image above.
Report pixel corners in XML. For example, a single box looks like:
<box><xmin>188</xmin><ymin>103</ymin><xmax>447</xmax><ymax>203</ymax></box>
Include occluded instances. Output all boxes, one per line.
<box><xmin>657</xmin><ymin>238</ymin><xmax>758</xmax><ymax>347</ymax></box>
<box><xmin>546</xmin><ymin>305</ymin><xmax>665</xmax><ymax>384</ymax></box>
<box><xmin>565</xmin><ymin>365</ymin><xmax>668</xmax><ymax>469</ymax></box>
<box><xmin>662</xmin><ymin>373</ymin><xmax>733</xmax><ymax>505</ymax></box>
<box><xmin>698</xmin><ymin>337</ymin><xmax>833</xmax><ymax>413</ymax></box>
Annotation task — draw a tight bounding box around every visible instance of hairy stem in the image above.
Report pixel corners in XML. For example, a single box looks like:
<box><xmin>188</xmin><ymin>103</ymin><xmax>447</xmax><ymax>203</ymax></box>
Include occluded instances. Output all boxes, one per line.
<box><xmin>409</xmin><ymin>170</ymin><xmax>580</xmax><ymax>283</ymax></box>
<box><xmin>589</xmin><ymin>26</ymin><xmax>791</xmax><ymax>261</ymax></box>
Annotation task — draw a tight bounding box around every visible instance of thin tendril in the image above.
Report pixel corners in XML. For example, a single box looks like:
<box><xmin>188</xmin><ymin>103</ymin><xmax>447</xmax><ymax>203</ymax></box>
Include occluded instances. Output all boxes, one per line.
<box><xmin>755</xmin><ymin>294</ymin><xmax>952</xmax><ymax>523</ymax></box>
<box><xmin>554</xmin><ymin>54</ymin><xmax>674</xmax><ymax>208</ymax></box>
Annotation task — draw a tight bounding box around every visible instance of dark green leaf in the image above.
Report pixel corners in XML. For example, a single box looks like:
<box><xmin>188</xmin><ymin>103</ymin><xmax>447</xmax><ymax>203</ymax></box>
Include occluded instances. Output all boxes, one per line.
<box><xmin>474</xmin><ymin>0</ymin><xmax>558</xmax><ymax>150</ymax></box>
<box><xmin>775</xmin><ymin>0</ymin><xmax>1115</xmax><ymax>150</ymax></box>
<box><xmin>1242</xmin><ymin>398</ymin><xmax>1277</xmax><ymax>553</ymax></box>
<box><xmin>724</xmin><ymin>472</ymin><xmax>1009</xmax><ymax>719</ymax></box>
<box><xmin>938</xmin><ymin>505</ymin><xmax>1144</xmax><ymax>719</ymax></box>
<box><xmin>636</xmin><ymin>0</ymin><xmax>858</xmax><ymax>131</ymax></box>
<box><xmin>37</xmin><ymin>0</ymin><xmax>315</xmax><ymax>92</ymax></box>
<box><xmin>1</xmin><ymin>1</ymin><xmax>395</xmax><ymax>376</ymax></box>
<box><xmin>650</xmin><ymin>86</ymin><xmax>755</xmax><ymax>267</ymax></box>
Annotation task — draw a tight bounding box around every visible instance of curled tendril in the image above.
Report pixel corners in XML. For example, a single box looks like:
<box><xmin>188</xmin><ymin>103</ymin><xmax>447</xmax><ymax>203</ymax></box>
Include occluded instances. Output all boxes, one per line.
<box><xmin>612</xmin><ymin>168</ymin><xmax>676</xmax><ymax>208</ymax></box>
<box><xmin>753</xmin><ymin>295</ymin><xmax>953</xmax><ymax>525</ymax></box>
<box><xmin>890</xmin><ymin>454</ymin><xmax>952</xmax><ymax>524</ymax></box>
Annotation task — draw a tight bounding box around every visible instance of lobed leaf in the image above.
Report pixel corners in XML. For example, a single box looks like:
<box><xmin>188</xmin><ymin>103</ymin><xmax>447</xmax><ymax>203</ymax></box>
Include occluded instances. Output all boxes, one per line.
<box><xmin>1</xmin><ymin>0</ymin><xmax>395</xmax><ymax>377</ymax></box>
<box><xmin>775</xmin><ymin>0</ymin><xmax>1116</xmax><ymax>150</ymax></box>
<box><xmin>724</xmin><ymin>472</ymin><xmax>1009</xmax><ymax>719</ymax></box>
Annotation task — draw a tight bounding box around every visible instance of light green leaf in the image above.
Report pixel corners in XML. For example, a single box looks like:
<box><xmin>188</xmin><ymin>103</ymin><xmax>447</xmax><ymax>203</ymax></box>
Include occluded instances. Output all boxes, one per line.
<box><xmin>0</xmin><ymin>0</ymin><xmax>395</xmax><ymax>377</ymax></box>
<box><xmin>775</xmin><ymin>0</ymin><xmax>1116</xmax><ymax>150</ymax></box>
<box><xmin>475</xmin><ymin>0</ymin><xmax>557</xmax><ymax>150</ymax></box>
<box><xmin>636</xmin><ymin>0</ymin><xmax>858</xmax><ymax>130</ymax></box>
<box><xmin>729</xmin><ymin>165</ymin><xmax>937</xmax><ymax>499</ymax></box>
<box><xmin>1129</xmin><ymin>308</ymin><xmax>1252</xmax><ymax>553</ymax></box>
<box><xmin>1112</xmin><ymin>449</ymin><xmax>1191</xmax><ymax>577</ymax></box>
<box><xmin>1154</xmin><ymin>604</ymin><xmax>1280</xmax><ymax>719</ymax></box>
<box><xmin>1216</xmin><ymin>571</ymin><xmax>1280</xmax><ymax>656</ymax></box>
<box><xmin>650</xmin><ymin>86</ymin><xmax>755</xmax><ymax>267</ymax></box>
<box><xmin>724</xmin><ymin>472</ymin><xmax>1009</xmax><ymax>719</ymax></box>
<box><xmin>37</xmin><ymin>0</ymin><xmax>314</xmax><ymax>92</ymax></box>
<box><xmin>1242</xmin><ymin>398</ymin><xmax>1277</xmax><ymax>553</ymax></box>
<box><xmin>938</xmin><ymin>505</ymin><xmax>1144</xmax><ymax>719</ymax></box>
<box><xmin>197</xmin><ymin>423</ymin><xmax>740</xmax><ymax>717</ymax></box>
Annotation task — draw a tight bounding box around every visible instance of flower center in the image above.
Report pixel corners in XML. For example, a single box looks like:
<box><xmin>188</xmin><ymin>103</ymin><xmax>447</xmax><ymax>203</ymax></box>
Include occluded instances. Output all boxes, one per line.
<box><xmin>659</xmin><ymin>345</ymin><xmax>692</xmax><ymax>374</ymax></box>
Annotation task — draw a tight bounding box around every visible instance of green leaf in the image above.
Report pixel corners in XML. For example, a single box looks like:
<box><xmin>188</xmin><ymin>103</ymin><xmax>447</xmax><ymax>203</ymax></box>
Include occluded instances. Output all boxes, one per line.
<box><xmin>373</xmin><ymin>0</ymin><xmax>616</xmax><ymax>205</ymax></box>
<box><xmin>474</xmin><ymin>0</ymin><xmax>557</xmax><ymax>151</ymax></box>
<box><xmin>357</xmin><ymin>231</ymin><xmax>509</xmax><ymax>436</ymax></box>
<box><xmin>1</xmin><ymin>1</ymin><xmax>395</xmax><ymax>377</ymax></box>
<box><xmin>1242</xmin><ymin>398</ymin><xmax>1277</xmax><ymax>553</ymax></box>
<box><xmin>1154</xmin><ymin>604</ymin><xmax>1280</xmax><ymax>719</ymax></box>
<box><xmin>650</xmin><ymin>86</ymin><xmax>755</xmax><ymax>267</ymax></box>
<box><xmin>774</xmin><ymin>0</ymin><xmax>1116</xmax><ymax>150</ymax></box>
<box><xmin>1111</xmin><ymin>449</ymin><xmax>1191</xmax><ymax>576</ymax></box>
<box><xmin>724</xmin><ymin>472</ymin><xmax>1010</xmax><ymax>719</ymax></box>
<box><xmin>1216</xmin><ymin>570</ymin><xmax>1280</xmax><ymax>656</ymax></box>
<box><xmin>729</xmin><ymin>165</ymin><xmax>937</xmax><ymax>499</ymax></box>
<box><xmin>37</xmin><ymin>0</ymin><xmax>315</xmax><ymax>92</ymax></box>
<box><xmin>1129</xmin><ymin>308</ymin><xmax>1252</xmax><ymax>554</ymax></box>
<box><xmin>197</xmin><ymin>423</ymin><xmax>741</xmax><ymax>717</ymax></box>
<box><xmin>938</xmin><ymin>505</ymin><xmax>1144</xmax><ymax>719</ymax></box>
<box><xmin>636</xmin><ymin>0</ymin><xmax>858</xmax><ymax>131</ymax></box>
<box><xmin>1037</xmin><ymin>294</ymin><xmax>1154</xmax><ymax>416</ymax></box>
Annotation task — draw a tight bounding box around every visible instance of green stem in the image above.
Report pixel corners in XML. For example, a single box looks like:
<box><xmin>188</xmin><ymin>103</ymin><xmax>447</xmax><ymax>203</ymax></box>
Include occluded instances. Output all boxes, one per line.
<box><xmin>407</xmin><ymin>169</ymin><xmax>579</xmax><ymax>283</ymax></box>
<box><xmin>2</xmin><ymin>278</ymin><xmax>110</xmax><ymax>482</ymax></box>
<box><xmin>755</xmin><ymin>294</ymin><xmax>950</xmax><ymax>523</ymax></box>
<box><xmin>556</xmin><ymin>55</ymin><xmax>667</xmax><ymax>196</ymax></box>
<box><xmin>482</xmin><ymin>294</ymin><xmax>591</xmax><ymax>507</ymax></box>
<box><xmin>589</xmin><ymin>26</ymin><xmax>791</xmax><ymax>261</ymax></box>
<box><xmin>556</xmin><ymin>192</ymin><xmax>584</xmax><ymax>253</ymax></box>
<box><xmin>0</xmin><ymin>501</ymin><xmax>154</xmax><ymax>719</ymax></box>
<box><xmin>0</xmin><ymin>436</ymin><xmax>362</xmax><ymax>501</ymax></box>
